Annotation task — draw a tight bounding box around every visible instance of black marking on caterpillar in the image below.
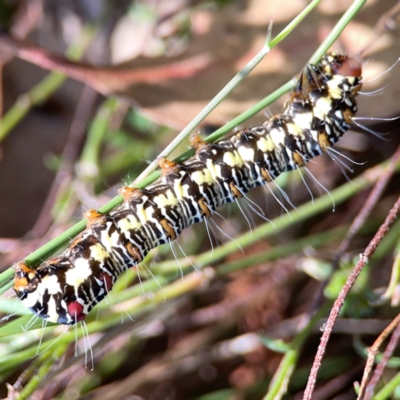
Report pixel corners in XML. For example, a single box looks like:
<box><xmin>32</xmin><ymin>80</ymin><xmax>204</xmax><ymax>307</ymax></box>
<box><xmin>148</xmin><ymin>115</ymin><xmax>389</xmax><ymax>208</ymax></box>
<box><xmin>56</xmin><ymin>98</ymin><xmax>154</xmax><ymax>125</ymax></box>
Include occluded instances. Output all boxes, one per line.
<box><xmin>13</xmin><ymin>53</ymin><xmax>362</xmax><ymax>325</ymax></box>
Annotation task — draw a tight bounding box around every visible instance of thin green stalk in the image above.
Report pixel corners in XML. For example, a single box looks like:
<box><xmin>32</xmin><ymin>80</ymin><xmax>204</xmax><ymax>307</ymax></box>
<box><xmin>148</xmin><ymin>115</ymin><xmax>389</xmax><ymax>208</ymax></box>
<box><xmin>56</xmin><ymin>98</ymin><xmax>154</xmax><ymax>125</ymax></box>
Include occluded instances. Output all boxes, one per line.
<box><xmin>268</xmin><ymin>0</ymin><xmax>321</xmax><ymax>48</ymax></box>
<box><xmin>0</xmin><ymin>73</ymin><xmax>65</xmax><ymax>141</ymax></box>
<box><xmin>263</xmin><ymin>303</ymin><xmax>331</xmax><ymax>400</ymax></box>
<box><xmin>373</xmin><ymin>371</ymin><xmax>400</xmax><ymax>400</ymax></box>
<box><xmin>216</xmin><ymin>226</ymin><xmax>347</xmax><ymax>276</ymax></box>
<box><xmin>204</xmin><ymin>79</ymin><xmax>297</xmax><ymax>145</ymax></box>
<box><xmin>0</xmin><ymin>27</ymin><xmax>95</xmax><ymax>142</ymax></box>
<box><xmin>78</xmin><ymin>97</ymin><xmax>121</xmax><ymax>180</ymax></box>
<box><xmin>0</xmin><ymin>278</ymin><xmax>12</xmax><ymax>295</ymax></box>
<box><xmin>380</xmin><ymin>235</ymin><xmax>400</xmax><ymax>302</ymax></box>
<box><xmin>18</xmin><ymin>344</ymin><xmax>69</xmax><ymax>400</ymax></box>
<box><xmin>308</xmin><ymin>0</ymin><xmax>366</xmax><ymax>65</ymax></box>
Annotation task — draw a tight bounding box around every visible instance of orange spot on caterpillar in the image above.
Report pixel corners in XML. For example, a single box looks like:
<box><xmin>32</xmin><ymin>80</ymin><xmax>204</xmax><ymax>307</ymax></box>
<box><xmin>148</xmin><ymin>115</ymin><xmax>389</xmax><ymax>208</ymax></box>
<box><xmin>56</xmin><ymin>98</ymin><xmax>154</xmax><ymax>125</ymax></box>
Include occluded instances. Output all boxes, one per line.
<box><xmin>190</xmin><ymin>133</ymin><xmax>207</xmax><ymax>150</ymax></box>
<box><xmin>13</xmin><ymin>263</ymin><xmax>36</xmax><ymax>292</ymax></box>
<box><xmin>118</xmin><ymin>186</ymin><xmax>141</xmax><ymax>201</ymax></box>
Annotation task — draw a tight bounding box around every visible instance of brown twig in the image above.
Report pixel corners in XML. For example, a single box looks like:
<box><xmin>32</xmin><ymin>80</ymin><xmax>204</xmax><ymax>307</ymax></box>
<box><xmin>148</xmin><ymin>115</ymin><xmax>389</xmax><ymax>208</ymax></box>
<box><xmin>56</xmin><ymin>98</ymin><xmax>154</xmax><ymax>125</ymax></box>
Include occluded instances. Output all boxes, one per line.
<box><xmin>335</xmin><ymin>145</ymin><xmax>400</xmax><ymax>261</ymax></box>
<box><xmin>302</xmin><ymin>195</ymin><xmax>400</xmax><ymax>400</ymax></box>
<box><xmin>305</xmin><ymin>145</ymin><xmax>400</xmax><ymax>322</ymax></box>
<box><xmin>299</xmin><ymin>365</ymin><xmax>364</xmax><ymax>400</ymax></box>
<box><xmin>0</xmin><ymin>32</ymin><xmax>214</xmax><ymax>95</ymax></box>
<box><xmin>0</xmin><ymin>0</ymin><xmax>43</xmax><ymax>115</ymax></box>
<box><xmin>359</xmin><ymin>1</ymin><xmax>400</xmax><ymax>57</ymax></box>
<box><xmin>359</xmin><ymin>313</ymin><xmax>400</xmax><ymax>400</ymax></box>
<box><xmin>28</xmin><ymin>85</ymin><xmax>98</xmax><ymax>238</ymax></box>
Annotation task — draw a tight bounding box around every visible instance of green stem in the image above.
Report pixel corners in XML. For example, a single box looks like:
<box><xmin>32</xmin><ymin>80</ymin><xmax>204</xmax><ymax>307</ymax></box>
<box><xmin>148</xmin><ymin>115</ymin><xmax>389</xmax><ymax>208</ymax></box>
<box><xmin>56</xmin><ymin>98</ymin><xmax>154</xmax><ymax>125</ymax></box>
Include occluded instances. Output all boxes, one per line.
<box><xmin>216</xmin><ymin>226</ymin><xmax>346</xmax><ymax>276</ymax></box>
<box><xmin>373</xmin><ymin>371</ymin><xmax>400</xmax><ymax>400</ymax></box>
<box><xmin>18</xmin><ymin>344</ymin><xmax>68</xmax><ymax>400</ymax></box>
<box><xmin>308</xmin><ymin>0</ymin><xmax>366</xmax><ymax>65</ymax></box>
<box><xmin>78</xmin><ymin>97</ymin><xmax>121</xmax><ymax>180</ymax></box>
<box><xmin>268</xmin><ymin>0</ymin><xmax>321</xmax><ymax>48</ymax></box>
<box><xmin>0</xmin><ymin>27</ymin><xmax>94</xmax><ymax>142</ymax></box>
<box><xmin>264</xmin><ymin>304</ymin><xmax>331</xmax><ymax>400</ymax></box>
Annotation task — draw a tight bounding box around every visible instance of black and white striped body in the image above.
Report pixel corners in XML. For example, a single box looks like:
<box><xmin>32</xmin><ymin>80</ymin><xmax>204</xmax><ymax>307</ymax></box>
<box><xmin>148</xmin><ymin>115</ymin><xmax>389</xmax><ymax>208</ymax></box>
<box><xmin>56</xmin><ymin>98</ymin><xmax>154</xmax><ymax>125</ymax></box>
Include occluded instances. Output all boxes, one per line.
<box><xmin>13</xmin><ymin>53</ymin><xmax>362</xmax><ymax>325</ymax></box>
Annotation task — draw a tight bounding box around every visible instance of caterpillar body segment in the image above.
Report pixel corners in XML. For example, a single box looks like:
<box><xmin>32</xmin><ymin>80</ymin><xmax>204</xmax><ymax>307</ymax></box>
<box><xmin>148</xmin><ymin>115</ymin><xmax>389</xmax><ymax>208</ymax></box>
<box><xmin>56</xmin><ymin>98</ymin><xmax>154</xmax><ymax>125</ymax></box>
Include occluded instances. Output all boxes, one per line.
<box><xmin>13</xmin><ymin>53</ymin><xmax>362</xmax><ymax>325</ymax></box>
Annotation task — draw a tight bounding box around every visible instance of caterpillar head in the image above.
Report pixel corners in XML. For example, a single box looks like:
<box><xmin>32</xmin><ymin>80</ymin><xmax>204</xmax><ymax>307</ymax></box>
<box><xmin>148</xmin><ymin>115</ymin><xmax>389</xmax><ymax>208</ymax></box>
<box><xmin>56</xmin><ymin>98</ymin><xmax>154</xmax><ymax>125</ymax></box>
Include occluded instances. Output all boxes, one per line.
<box><xmin>294</xmin><ymin>52</ymin><xmax>362</xmax><ymax>101</ymax></box>
<box><xmin>14</xmin><ymin>260</ymin><xmax>89</xmax><ymax>325</ymax></box>
<box><xmin>322</xmin><ymin>52</ymin><xmax>362</xmax><ymax>79</ymax></box>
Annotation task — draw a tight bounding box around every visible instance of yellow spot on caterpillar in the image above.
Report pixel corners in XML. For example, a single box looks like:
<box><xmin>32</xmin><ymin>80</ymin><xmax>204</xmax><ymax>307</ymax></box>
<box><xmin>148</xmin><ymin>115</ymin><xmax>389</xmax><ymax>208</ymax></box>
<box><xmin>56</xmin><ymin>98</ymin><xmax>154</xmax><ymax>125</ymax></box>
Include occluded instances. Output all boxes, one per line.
<box><xmin>286</xmin><ymin>122</ymin><xmax>305</xmax><ymax>138</ymax></box>
<box><xmin>206</xmin><ymin>159</ymin><xmax>219</xmax><ymax>180</ymax></box>
<box><xmin>190</xmin><ymin>168</ymin><xmax>214</xmax><ymax>186</ymax></box>
<box><xmin>223</xmin><ymin>151</ymin><xmax>243</xmax><ymax>168</ymax></box>
<box><xmin>293</xmin><ymin>152</ymin><xmax>305</xmax><ymax>166</ymax></box>
<box><xmin>257</xmin><ymin>136</ymin><xmax>275</xmax><ymax>153</ymax></box>
<box><xmin>117</xmin><ymin>214</ymin><xmax>141</xmax><ymax>232</ymax></box>
<box><xmin>153</xmin><ymin>189</ymin><xmax>179</xmax><ymax>208</ymax></box>
<box><xmin>318</xmin><ymin>133</ymin><xmax>331</xmax><ymax>150</ymax></box>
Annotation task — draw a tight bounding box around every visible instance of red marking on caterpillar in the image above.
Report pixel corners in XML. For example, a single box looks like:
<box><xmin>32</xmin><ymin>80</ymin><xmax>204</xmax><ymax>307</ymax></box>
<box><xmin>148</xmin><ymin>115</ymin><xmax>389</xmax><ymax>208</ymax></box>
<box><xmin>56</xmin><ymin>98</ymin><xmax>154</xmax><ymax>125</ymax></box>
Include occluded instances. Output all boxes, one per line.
<box><xmin>67</xmin><ymin>302</ymin><xmax>86</xmax><ymax>323</ymax></box>
<box><xmin>329</xmin><ymin>56</ymin><xmax>362</xmax><ymax>77</ymax></box>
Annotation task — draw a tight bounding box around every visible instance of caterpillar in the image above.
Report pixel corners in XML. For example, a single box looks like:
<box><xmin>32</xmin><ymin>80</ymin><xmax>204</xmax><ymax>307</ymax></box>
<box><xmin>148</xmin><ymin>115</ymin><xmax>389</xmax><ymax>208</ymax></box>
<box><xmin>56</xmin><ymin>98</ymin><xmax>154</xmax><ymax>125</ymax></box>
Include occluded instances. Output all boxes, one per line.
<box><xmin>13</xmin><ymin>52</ymin><xmax>362</xmax><ymax>325</ymax></box>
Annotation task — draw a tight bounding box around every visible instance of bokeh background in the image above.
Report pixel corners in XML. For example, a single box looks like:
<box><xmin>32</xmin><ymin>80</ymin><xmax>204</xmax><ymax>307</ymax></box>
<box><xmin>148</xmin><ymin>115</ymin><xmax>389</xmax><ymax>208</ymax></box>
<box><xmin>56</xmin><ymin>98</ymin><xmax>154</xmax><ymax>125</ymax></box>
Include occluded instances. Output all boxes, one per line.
<box><xmin>0</xmin><ymin>1</ymin><xmax>400</xmax><ymax>399</ymax></box>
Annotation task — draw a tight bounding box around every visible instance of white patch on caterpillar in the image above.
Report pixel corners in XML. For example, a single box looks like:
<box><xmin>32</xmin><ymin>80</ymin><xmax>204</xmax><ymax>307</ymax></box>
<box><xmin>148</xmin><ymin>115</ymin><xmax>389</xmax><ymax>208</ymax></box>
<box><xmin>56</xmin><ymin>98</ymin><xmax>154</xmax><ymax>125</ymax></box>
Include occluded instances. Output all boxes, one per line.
<box><xmin>269</xmin><ymin>126</ymin><xmax>286</xmax><ymax>145</ymax></box>
<box><xmin>65</xmin><ymin>258</ymin><xmax>93</xmax><ymax>288</ymax></box>
<box><xmin>40</xmin><ymin>274</ymin><xmax>62</xmax><ymax>295</ymax></box>
<box><xmin>99</xmin><ymin>222</ymin><xmax>120</xmax><ymax>250</ymax></box>
<box><xmin>46</xmin><ymin>297</ymin><xmax>59</xmax><ymax>323</ymax></box>
<box><xmin>292</xmin><ymin>112</ymin><xmax>313</xmax><ymax>131</ymax></box>
<box><xmin>237</xmin><ymin>146</ymin><xmax>255</xmax><ymax>162</ymax></box>
<box><xmin>314</xmin><ymin>97</ymin><xmax>333</xmax><ymax>119</ymax></box>
<box><xmin>24</xmin><ymin>291</ymin><xmax>41</xmax><ymax>308</ymax></box>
